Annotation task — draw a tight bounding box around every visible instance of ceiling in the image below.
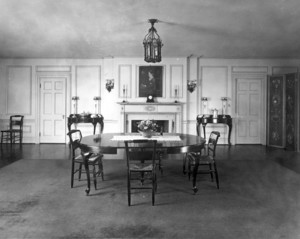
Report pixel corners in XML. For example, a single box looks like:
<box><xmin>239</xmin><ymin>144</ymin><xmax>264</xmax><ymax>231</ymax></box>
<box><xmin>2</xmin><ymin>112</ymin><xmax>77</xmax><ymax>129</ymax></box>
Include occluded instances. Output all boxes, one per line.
<box><xmin>0</xmin><ymin>0</ymin><xmax>300</xmax><ymax>59</ymax></box>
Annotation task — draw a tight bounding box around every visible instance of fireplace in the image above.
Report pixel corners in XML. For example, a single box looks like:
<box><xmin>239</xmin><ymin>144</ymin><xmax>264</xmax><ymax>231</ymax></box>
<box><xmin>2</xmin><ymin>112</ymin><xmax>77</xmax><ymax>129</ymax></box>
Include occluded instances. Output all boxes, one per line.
<box><xmin>131</xmin><ymin>120</ymin><xmax>169</xmax><ymax>133</ymax></box>
<box><xmin>118</xmin><ymin>102</ymin><xmax>183</xmax><ymax>133</ymax></box>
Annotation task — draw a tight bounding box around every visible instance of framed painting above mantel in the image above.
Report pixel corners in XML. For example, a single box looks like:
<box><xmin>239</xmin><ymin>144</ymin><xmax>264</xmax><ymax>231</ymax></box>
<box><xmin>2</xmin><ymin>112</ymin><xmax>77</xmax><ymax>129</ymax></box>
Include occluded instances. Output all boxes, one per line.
<box><xmin>138</xmin><ymin>65</ymin><xmax>164</xmax><ymax>98</ymax></box>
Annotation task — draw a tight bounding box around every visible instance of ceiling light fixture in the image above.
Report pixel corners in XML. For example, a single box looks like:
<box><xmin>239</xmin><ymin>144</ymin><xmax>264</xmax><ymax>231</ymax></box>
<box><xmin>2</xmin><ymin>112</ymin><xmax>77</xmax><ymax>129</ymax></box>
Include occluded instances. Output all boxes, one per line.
<box><xmin>143</xmin><ymin>19</ymin><xmax>163</xmax><ymax>63</ymax></box>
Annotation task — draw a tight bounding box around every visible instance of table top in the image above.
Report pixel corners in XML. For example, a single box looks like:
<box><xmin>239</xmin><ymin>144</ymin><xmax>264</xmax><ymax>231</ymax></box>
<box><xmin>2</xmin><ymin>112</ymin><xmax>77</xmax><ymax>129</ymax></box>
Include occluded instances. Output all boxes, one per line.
<box><xmin>81</xmin><ymin>133</ymin><xmax>206</xmax><ymax>154</ymax></box>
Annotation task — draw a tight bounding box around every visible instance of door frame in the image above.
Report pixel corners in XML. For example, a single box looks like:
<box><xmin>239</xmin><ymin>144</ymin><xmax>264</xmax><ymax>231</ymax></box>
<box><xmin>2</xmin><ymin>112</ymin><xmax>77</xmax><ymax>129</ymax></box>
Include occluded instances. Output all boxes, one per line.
<box><xmin>232</xmin><ymin>73</ymin><xmax>267</xmax><ymax>145</ymax></box>
<box><xmin>36</xmin><ymin>72</ymin><xmax>71</xmax><ymax>144</ymax></box>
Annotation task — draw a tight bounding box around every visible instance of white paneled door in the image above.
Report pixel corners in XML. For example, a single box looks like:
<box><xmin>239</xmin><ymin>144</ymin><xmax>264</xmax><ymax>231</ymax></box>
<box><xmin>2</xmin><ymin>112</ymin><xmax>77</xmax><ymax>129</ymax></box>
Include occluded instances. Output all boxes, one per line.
<box><xmin>235</xmin><ymin>78</ymin><xmax>262</xmax><ymax>144</ymax></box>
<box><xmin>40</xmin><ymin>77</ymin><xmax>66</xmax><ymax>143</ymax></box>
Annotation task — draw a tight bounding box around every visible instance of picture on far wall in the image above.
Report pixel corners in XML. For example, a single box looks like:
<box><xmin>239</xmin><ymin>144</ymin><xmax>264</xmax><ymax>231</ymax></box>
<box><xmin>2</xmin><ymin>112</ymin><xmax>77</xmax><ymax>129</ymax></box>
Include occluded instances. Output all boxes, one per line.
<box><xmin>138</xmin><ymin>66</ymin><xmax>163</xmax><ymax>97</ymax></box>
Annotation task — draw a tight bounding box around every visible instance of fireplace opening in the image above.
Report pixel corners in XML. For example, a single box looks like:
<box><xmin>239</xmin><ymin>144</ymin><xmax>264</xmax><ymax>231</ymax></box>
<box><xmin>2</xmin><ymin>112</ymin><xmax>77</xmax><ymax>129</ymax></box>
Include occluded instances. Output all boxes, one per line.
<box><xmin>131</xmin><ymin>120</ymin><xmax>169</xmax><ymax>133</ymax></box>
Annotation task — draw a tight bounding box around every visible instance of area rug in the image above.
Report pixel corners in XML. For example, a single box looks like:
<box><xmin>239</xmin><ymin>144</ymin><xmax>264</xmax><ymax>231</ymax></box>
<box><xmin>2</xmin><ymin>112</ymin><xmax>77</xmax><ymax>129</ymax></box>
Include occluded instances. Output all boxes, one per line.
<box><xmin>0</xmin><ymin>158</ymin><xmax>299</xmax><ymax>238</ymax></box>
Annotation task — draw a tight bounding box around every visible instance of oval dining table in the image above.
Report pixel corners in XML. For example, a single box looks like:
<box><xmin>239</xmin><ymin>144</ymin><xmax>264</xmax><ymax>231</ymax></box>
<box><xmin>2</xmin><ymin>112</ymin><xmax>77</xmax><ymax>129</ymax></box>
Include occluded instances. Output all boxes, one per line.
<box><xmin>80</xmin><ymin>133</ymin><xmax>206</xmax><ymax>195</ymax></box>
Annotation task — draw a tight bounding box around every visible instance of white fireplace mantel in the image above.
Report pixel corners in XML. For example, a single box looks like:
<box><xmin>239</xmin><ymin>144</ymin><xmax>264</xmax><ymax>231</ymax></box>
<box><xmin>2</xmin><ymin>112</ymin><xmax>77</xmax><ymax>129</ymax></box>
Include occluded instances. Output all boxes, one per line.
<box><xmin>118</xmin><ymin>102</ymin><xmax>183</xmax><ymax>133</ymax></box>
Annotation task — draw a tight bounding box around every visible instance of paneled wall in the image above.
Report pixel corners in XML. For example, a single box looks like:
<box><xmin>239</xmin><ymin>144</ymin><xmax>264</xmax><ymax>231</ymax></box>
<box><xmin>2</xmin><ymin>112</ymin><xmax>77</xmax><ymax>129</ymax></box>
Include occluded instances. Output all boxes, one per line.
<box><xmin>0</xmin><ymin>58</ymin><xmax>299</xmax><ymax>151</ymax></box>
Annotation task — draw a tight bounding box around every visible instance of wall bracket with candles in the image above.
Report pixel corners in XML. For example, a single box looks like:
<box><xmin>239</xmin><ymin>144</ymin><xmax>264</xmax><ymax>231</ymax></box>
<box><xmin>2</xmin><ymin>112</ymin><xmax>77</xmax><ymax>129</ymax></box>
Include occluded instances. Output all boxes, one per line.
<box><xmin>174</xmin><ymin>85</ymin><xmax>179</xmax><ymax>103</ymax></box>
<box><xmin>122</xmin><ymin>85</ymin><xmax>128</xmax><ymax>103</ymax></box>
<box><xmin>201</xmin><ymin>97</ymin><xmax>208</xmax><ymax>115</ymax></box>
<box><xmin>221</xmin><ymin>97</ymin><xmax>228</xmax><ymax>117</ymax></box>
<box><xmin>71</xmin><ymin>96</ymin><xmax>80</xmax><ymax>114</ymax></box>
<box><xmin>93</xmin><ymin>96</ymin><xmax>101</xmax><ymax>114</ymax></box>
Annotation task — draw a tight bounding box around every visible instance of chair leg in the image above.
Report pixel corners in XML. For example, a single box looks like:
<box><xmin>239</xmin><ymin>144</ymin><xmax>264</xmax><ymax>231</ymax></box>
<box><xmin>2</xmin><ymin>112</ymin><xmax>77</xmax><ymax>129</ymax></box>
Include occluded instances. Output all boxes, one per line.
<box><xmin>188</xmin><ymin>160</ymin><xmax>193</xmax><ymax>181</ymax></box>
<box><xmin>152</xmin><ymin>178</ymin><xmax>155</xmax><ymax>206</ymax></box>
<box><xmin>71</xmin><ymin>161</ymin><xmax>75</xmax><ymax>188</ymax></box>
<box><xmin>78</xmin><ymin>164</ymin><xmax>82</xmax><ymax>180</ymax></box>
<box><xmin>98</xmin><ymin>160</ymin><xmax>104</xmax><ymax>181</ymax></box>
<box><xmin>214</xmin><ymin>162</ymin><xmax>219</xmax><ymax>189</ymax></box>
<box><xmin>92</xmin><ymin>165</ymin><xmax>97</xmax><ymax>190</ymax></box>
<box><xmin>209</xmin><ymin>164</ymin><xmax>214</xmax><ymax>181</ymax></box>
<box><xmin>20</xmin><ymin>132</ymin><xmax>23</xmax><ymax>145</ymax></box>
<box><xmin>127</xmin><ymin>172</ymin><xmax>131</xmax><ymax>206</ymax></box>
<box><xmin>10</xmin><ymin>132</ymin><xmax>13</xmax><ymax>146</ymax></box>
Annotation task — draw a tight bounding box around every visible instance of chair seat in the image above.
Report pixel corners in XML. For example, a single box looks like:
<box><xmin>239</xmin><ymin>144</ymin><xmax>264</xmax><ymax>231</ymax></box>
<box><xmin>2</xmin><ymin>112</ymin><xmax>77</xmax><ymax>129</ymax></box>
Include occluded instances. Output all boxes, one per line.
<box><xmin>188</xmin><ymin>154</ymin><xmax>214</xmax><ymax>165</ymax></box>
<box><xmin>74</xmin><ymin>153</ymin><xmax>103</xmax><ymax>164</ymax></box>
<box><xmin>130</xmin><ymin>163</ymin><xmax>154</xmax><ymax>171</ymax></box>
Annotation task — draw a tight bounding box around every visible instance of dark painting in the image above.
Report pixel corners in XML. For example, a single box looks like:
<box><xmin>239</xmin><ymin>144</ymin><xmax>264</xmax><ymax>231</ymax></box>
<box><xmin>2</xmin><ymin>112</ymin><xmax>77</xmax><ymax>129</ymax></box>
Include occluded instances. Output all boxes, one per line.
<box><xmin>138</xmin><ymin>66</ymin><xmax>163</xmax><ymax>97</ymax></box>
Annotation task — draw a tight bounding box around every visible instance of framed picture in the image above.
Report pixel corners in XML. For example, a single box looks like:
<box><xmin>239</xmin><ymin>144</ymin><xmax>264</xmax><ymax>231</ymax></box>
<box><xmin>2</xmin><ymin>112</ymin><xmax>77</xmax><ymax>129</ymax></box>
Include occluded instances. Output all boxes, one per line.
<box><xmin>138</xmin><ymin>66</ymin><xmax>163</xmax><ymax>98</ymax></box>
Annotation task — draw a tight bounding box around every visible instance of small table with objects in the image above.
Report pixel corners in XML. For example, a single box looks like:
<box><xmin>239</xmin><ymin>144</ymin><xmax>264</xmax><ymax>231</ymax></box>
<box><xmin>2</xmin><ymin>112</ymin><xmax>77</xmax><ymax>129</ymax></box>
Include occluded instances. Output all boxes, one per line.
<box><xmin>196</xmin><ymin>114</ymin><xmax>232</xmax><ymax>145</ymax></box>
<box><xmin>67</xmin><ymin>114</ymin><xmax>104</xmax><ymax>135</ymax></box>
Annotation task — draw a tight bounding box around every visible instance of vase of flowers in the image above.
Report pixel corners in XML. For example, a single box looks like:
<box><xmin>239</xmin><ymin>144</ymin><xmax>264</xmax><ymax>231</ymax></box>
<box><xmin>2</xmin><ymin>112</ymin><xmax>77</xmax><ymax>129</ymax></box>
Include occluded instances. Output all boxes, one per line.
<box><xmin>137</xmin><ymin>120</ymin><xmax>157</xmax><ymax>138</ymax></box>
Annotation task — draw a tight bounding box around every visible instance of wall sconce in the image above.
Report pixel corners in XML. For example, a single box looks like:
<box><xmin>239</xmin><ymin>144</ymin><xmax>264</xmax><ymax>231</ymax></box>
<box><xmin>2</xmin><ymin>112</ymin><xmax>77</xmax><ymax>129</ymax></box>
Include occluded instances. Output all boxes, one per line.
<box><xmin>187</xmin><ymin>80</ymin><xmax>197</xmax><ymax>93</ymax></box>
<box><xmin>106</xmin><ymin>79</ymin><xmax>114</xmax><ymax>92</ymax></box>
<box><xmin>122</xmin><ymin>85</ymin><xmax>128</xmax><ymax>103</ymax></box>
<box><xmin>221</xmin><ymin>97</ymin><xmax>228</xmax><ymax>117</ymax></box>
<box><xmin>174</xmin><ymin>85</ymin><xmax>179</xmax><ymax>103</ymax></box>
<box><xmin>71</xmin><ymin>96</ymin><xmax>79</xmax><ymax>114</ymax></box>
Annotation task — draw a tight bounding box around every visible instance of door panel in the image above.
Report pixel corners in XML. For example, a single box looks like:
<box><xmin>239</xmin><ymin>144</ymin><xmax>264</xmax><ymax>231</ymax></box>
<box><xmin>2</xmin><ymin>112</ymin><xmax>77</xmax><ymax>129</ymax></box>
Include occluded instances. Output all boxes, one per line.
<box><xmin>267</xmin><ymin>76</ymin><xmax>285</xmax><ymax>147</ymax></box>
<box><xmin>285</xmin><ymin>73</ymin><xmax>298</xmax><ymax>150</ymax></box>
<box><xmin>40</xmin><ymin>77</ymin><xmax>66</xmax><ymax>143</ymax></box>
<box><xmin>236</xmin><ymin>78</ymin><xmax>262</xmax><ymax>144</ymax></box>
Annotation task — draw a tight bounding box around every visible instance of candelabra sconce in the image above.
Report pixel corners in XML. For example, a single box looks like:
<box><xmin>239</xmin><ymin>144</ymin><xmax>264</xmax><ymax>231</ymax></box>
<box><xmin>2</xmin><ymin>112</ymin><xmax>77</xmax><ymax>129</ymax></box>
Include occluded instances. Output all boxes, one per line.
<box><xmin>187</xmin><ymin>80</ymin><xmax>197</xmax><ymax>93</ymax></box>
<box><xmin>71</xmin><ymin>96</ymin><xmax>79</xmax><ymax>114</ymax></box>
<box><xmin>122</xmin><ymin>85</ymin><xmax>128</xmax><ymax>103</ymax></box>
<box><xmin>221</xmin><ymin>97</ymin><xmax>228</xmax><ymax>118</ymax></box>
<box><xmin>105</xmin><ymin>79</ymin><xmax>114</xmax><ymax>92</ymax></box>
<box><xmin>174</xmin><ymin>85</ymin><xmax>179</xmax><ymax>103</ymax></box>
<box><xmin>93</xmin><ymin>96</ymin><xmax>101</xmax><ymax>114</ymax></box>
<box><xmin>201</xmin><ymin>97</ymin><xmax>208</xmax><ymax>115</ymax></box>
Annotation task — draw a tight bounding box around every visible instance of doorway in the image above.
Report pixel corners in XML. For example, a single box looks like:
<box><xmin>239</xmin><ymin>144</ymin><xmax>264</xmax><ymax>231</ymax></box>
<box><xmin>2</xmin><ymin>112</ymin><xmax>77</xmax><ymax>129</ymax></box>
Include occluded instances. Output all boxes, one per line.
<box><xmin>39</xmin><ymin>75</ymin><xmax>68</xmax><ymax>143</ymax></box>
<box><xmin>234</xmin><ymin>75</ymin><xmax>266</xmax><ymax>144</ymax></box>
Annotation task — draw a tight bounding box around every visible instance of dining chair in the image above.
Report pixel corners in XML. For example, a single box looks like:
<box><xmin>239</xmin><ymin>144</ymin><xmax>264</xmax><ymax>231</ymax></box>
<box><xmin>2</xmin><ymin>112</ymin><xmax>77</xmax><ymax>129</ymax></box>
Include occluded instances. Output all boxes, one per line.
<box><xmin>187</xmin><ymin>131</ymin><xmax>220</xmax><ymax>189</ymax></box>
<box><xmin>67</xmin><ymin>129</ymin><xmax>104</xmax><ymax>191</ymax></box>
<box><xmin>124</xmin><ymin>139</ymin><xmax>158</xmax><ymax>206</ymax></box>
<box><xmin>1</xmin><ymin>115</ymin><xmax>24</xmax><ymax>146</ymax></box>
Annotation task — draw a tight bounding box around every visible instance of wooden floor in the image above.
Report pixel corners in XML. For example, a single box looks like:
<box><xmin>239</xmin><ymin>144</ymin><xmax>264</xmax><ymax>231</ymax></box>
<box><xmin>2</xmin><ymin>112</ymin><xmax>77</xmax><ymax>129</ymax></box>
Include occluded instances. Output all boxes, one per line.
<box><xmin>0</xmin><ymin>143</ymin><xmax>300</xmax><ymax>239</ymax></box>
<box><xmin>1</xmin><ymin>143</ymin><xmax>300</xmax><ymax>172</ymax></box>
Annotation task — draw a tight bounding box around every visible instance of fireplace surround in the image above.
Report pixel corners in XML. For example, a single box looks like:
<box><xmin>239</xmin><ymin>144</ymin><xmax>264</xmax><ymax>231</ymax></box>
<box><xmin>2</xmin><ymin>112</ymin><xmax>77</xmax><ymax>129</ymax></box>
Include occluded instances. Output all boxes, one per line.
<box><xmin>118</xmin><ymin>102</ymin><xmax>183</xmax><ymax>133</ymax></box>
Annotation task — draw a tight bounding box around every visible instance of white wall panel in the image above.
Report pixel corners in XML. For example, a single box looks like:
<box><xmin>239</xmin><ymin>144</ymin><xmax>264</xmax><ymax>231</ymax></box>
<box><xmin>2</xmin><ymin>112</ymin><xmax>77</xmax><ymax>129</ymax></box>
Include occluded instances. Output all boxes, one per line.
<box><xmin>76</xmin><ymin>66</ymin><xmax>101</xmax><ymax>114</ymax></box>
<box><xmin>118</xmin><ymin>65</ymin><xmax>132</xmax><ymax>98</ymax></box>
<box><xmin>170</xmin><ymin>65</ymin><xmax>183</xmax><ymax>98</ymax></box>
<box><xmin>201</xmin><ymin>66</ymin><xmax>228</xmax><ymax>113</ymax></box>
<box><xmin>7</xmin><ymin>66</ymin><xmax>32</xmax><ymax>115</ymax></box>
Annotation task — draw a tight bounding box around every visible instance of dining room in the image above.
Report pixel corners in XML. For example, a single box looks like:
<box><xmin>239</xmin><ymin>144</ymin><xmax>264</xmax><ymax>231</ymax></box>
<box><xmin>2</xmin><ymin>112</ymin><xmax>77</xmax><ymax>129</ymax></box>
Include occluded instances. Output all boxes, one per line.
<box><xmin>0</xmin><ymin>0</ymin><xmax>300</xmax><ymax>238</ymax></box>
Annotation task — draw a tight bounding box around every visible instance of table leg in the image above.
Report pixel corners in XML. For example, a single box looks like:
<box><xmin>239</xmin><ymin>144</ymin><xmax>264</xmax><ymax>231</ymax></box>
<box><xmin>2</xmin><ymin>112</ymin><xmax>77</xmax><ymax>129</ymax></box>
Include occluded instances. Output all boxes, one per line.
<box><xmin>228</xmin><ymin>124</ymin><xmax>232</xmax><ymax>146</ymax></box>
<box><xmin>182</xmin><ymin>153</ymin><xmax>187</xmax><ymax>175</ymax></box>
<box><xmin>192</xmin><ymin>157</ymin><xmax>200</xmax><ymax>194</ymax></box>
<box><xmin>92</xmin><ymin>122</ymin><xmax>97</xmax><ymax>135</ymax></box>
<box><xmin>202</xmin><ymin>124</ymin><xmax>207</xmax><ymax>140</ymax></box>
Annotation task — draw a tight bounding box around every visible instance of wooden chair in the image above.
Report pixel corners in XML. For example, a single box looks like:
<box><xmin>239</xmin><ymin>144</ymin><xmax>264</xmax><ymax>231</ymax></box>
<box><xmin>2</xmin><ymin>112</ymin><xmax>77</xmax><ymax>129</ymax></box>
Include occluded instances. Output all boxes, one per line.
<box><xmin>67</xmin><ymin>129</ymin><xmax>104</xmax><ymax>192</ymax></box>
<box><xmin>124</xmin><ymin>139</ymin><xmax>158</xmax><ymax>206</ymax></box>
<box><xmin>187</xmin><ymin>131</ymin><xmax>220</xmax><ymax>190</ymax></box>
<box><xmin>1</xmin><ymin>115</ymin><xmax>24</xmax><ymax>146</ymax></box>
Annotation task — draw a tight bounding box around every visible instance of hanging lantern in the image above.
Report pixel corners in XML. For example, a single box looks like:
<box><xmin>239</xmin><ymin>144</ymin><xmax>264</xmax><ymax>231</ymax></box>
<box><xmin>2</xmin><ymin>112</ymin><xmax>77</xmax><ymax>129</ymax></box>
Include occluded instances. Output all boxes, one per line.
<box><xmin>143</xmin><ymin>19</ymin><xmax>163</xmax><ymax>63</ymax></box>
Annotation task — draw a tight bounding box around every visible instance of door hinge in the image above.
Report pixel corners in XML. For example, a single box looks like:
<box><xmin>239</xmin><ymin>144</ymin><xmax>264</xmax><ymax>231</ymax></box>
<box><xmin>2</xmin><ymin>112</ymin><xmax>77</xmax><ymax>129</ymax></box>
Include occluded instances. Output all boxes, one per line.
<box><xmin>39</xmin><ymin>132</ymin><xmax>41</xmax><ymax>137</ymax></box>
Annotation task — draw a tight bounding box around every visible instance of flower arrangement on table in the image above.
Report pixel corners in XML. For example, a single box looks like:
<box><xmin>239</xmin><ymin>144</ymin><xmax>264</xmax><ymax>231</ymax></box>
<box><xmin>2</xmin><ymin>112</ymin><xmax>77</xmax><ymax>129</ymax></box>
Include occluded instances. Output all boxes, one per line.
<box><xmin>137</xmin><ymin>120</ymin><xmax>157</xmax><ymax>138</ymax></box>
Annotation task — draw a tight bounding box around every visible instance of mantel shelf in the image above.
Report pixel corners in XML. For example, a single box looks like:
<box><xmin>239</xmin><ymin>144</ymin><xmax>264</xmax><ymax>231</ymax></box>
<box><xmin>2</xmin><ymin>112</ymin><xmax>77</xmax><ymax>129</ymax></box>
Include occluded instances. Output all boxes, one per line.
<box><xmin>117</xmin><ymin>102</ymin><xmax>184</xmax><ymax>105</ymax></box>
